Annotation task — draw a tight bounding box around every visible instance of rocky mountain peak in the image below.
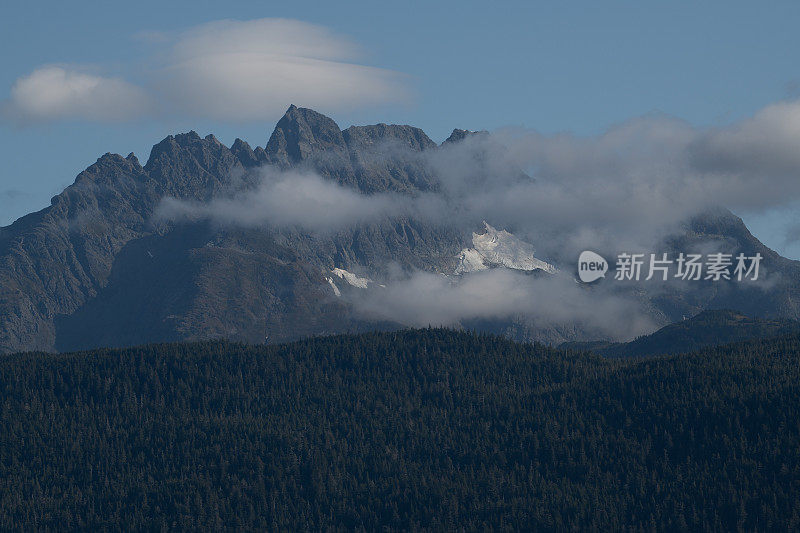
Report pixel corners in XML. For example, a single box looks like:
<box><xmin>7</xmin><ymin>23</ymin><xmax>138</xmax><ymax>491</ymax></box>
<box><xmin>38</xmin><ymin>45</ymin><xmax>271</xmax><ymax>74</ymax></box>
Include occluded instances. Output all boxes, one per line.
<box><xmin>443</xmin><ymin>128</ymin><xmax>489</xmax><ymax>144</ymax></box>
<box><xmin>230</xmin><ymin>138</ymin><xmax>265</xmax><ymax>167</ymax></box>
<box><xmin>126</xmin><ymin>153</ymin><xmax>141</xmax><ymax>167</ymax></box>
<box><xmin>265</xmin><ymin>105</ymin><xmax>347</xmax><ymax>166</ymax></box>
<box><xmin>72</xmin><ymin>152</ymin><xmax>143</xmax><ymax>186</ymax></box>
<box><xmin>143</xmin><ymin>130</ymin><xmax>241</xmax><ymax>199</ymax></box>
<box><xmin>342</xmin><ymin>123</ymin><xmax>436</xmax><ymax>151</ymax></box>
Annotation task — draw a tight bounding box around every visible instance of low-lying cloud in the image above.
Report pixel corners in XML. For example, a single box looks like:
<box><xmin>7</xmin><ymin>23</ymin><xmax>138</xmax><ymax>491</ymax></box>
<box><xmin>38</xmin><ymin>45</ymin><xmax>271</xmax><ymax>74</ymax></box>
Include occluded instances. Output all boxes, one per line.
<box><xmin>157</xmin><ymin>168</ymin><xmax>408</xmax><ymax>231</ymax></box>
<box><xmin>413</xmin><ymin>102</ymin><xmax>800</xmax><ymax>262</ymax></box>
<box><xmin>350</xmin><ymin>269</ymin><xmax>657</xmax><ymax>341</ymax></box>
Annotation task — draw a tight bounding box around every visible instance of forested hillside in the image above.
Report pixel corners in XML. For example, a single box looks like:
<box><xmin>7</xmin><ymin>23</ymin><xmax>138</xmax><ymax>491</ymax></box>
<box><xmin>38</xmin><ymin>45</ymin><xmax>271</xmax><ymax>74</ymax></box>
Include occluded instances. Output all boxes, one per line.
<box><xmin>1</xmin><ymin>329</ymin><xmax>799</xmax><ymax>530</ymax></box>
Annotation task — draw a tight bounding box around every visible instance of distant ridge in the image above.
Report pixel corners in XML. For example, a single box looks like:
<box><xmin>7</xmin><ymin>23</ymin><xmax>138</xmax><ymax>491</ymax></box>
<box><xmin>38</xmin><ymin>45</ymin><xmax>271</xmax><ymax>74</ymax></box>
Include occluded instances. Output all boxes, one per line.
<box><xmin>561</xmin><ymin>309</ymin><xmax>800</xmax><ymax>357</ymax></box>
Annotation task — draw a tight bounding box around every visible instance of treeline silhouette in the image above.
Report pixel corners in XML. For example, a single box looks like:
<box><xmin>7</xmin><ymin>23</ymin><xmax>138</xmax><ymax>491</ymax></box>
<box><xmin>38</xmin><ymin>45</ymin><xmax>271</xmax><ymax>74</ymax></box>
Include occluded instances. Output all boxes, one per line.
<box><xmin>1</xmin><ymin>329</ymin><xmax>799</xmax><ymax>530</ymax></box>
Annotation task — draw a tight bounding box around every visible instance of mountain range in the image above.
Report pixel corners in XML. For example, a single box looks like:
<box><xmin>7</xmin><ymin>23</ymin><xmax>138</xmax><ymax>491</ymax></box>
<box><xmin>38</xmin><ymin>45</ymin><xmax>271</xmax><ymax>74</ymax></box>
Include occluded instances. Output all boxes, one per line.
<box><xmin>1</xmin><ymin>105</ymin><xmax>799</xmax><ymax>354</ymax></box>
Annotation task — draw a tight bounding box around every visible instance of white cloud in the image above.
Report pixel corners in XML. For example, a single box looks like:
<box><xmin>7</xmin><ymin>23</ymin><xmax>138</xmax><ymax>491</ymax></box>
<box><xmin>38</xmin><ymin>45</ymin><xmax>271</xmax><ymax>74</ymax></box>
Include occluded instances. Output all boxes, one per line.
<box><xmin>153</xmin><ymin>18</ymin><xmax>407</xmax><ymax>120</ymax></box>
<box><xmin>157</xmin><ymin>167</ymin><xmax>408</xmax><ymax>231</ymax></box>
<box><xmin>3</xmin><ymin>18</ymin><xmax>408</xmax><ymax>124</ymax></box>
<box><xmin>3</xmin><ymin>66</ymin><xmax>151</xmax><ymax>123</ymax></box>
<box><xmin>401</xmin><ymin>102</ymin><xmax>800</xmax><ymax>264</ymax></box>
<box><xmin>350</xmin><ymin>269</ymin><xmax>657</xmax><ymax>341</ymax></box>
<box><xmin>690</xmin><ymin>99</ymin><xmax>800</xmax><ymax>177</ymax></box>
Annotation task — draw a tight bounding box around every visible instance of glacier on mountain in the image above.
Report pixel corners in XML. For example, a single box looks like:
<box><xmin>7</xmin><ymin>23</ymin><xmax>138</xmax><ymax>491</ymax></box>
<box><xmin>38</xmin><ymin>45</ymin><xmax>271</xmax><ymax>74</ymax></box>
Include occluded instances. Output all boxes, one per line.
<box><xmin>454</xmin><ymin>222</ymin><xmax>556</xmax><ymax>275</ymax></box>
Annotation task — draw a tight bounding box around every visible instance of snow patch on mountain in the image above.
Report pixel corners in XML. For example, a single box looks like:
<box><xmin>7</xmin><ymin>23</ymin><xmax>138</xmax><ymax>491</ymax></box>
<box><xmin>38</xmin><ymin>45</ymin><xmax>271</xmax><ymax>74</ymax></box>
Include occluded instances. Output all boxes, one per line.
<box><xmin>326</xmin><ymin>277</ymin><xmax>341</xmax><ymax>297</ymax></box>
<box><xmin>332</xmin><ymin>268</ymin><xmax>372</xmax><ymax>289</ymax></box>
<box><xmin>454</xmin><ymin>222</ymin><xmax>556</xmax><ymax>275</ymax></box>
<box><xmin>456</xmin><ymin>248</ymin><xmax>489</xmax><ymax>273</ymax></box>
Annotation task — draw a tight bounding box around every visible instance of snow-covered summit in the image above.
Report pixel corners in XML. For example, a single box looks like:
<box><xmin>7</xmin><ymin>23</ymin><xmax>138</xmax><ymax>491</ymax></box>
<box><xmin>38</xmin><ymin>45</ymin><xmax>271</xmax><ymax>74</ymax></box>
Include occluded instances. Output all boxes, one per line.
<box><xmin>454</xmin><ymin>222</ymin><xmax>556</xmax><ymax>275</ymax></box>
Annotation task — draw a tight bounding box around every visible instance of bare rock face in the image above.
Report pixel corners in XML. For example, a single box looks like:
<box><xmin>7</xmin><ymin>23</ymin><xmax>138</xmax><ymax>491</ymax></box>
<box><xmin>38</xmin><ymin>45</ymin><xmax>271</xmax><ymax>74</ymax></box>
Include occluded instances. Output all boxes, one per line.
<box><xmin>230</xmin><ymin>138</ymin><xmax>267</xmax><ymax>168</ymax></box>
<box><xmin>266</xmin><ymin>105</ymin><xmax>348</xmax><ymax>163</ymax></box>
<box><xmin>343</xmin><ymin>124</ymin><xmax>438</xmax><ymax>193</ymax></box>
<box><xmin>0</xmin><ymin>105</ymin><xmax>798</xmax><ymax>353</ymax></box>
<box><xmin>0</xmin><ymin>153</ymin><xmax>153</xmax><ymax>353</ymax></box>
<box><xmin>443</xmin><ymin>128</ymin><xmax>489</xmax><ymax>144</ymax></box>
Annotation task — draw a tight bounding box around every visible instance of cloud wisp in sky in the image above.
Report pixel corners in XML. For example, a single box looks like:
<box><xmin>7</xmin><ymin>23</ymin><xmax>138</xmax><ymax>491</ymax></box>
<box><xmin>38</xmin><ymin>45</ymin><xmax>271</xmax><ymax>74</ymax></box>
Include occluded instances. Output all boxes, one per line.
<box><xmin>154</xmin><ymin>19</ymin><xmax>408</xmax><ymax>120</ymax></box>
<box><xmin>3</xmin><ymin>18</ymin><xmax>408</xmax><ymax>124</ymax></box>
<box><xmin>3</xmin><ymin>66</ymin><xmax>152</xmax><ymax>123</ymax></box>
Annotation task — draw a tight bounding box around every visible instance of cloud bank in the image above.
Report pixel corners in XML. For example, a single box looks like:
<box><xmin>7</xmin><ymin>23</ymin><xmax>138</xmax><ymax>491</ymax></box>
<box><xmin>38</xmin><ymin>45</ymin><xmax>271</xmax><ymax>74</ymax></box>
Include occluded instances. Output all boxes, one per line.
<box><xmin>413</xmin><ymin>102</ymin><xmax>800</xmax><ymax>262</ymax></box>
<box><xmin>351</xmin><ymin>269</ymin><xmax>657</xmax><ymax>340</ymax></box>
<box><xmin>3</xmin><ymin>18</ymin><xmax>407</xmax><ymax>124</ymax></box>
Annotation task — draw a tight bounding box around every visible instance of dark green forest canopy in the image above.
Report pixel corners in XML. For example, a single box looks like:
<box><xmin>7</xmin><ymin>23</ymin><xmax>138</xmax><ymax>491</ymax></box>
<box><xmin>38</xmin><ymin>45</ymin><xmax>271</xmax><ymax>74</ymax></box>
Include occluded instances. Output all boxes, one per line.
<box><xmin>1</xmin><ymin>329</ymin><xmax>799</xmax><ymax>530</ymax></box>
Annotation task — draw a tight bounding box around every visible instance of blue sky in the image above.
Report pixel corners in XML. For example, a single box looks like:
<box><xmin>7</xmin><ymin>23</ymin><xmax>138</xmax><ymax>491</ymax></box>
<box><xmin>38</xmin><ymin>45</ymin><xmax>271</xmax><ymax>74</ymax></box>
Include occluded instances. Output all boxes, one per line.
<box><xmin>2</xmin><ymin>0</ymin><xmax>800</xmax><ymax>257</ymax></box>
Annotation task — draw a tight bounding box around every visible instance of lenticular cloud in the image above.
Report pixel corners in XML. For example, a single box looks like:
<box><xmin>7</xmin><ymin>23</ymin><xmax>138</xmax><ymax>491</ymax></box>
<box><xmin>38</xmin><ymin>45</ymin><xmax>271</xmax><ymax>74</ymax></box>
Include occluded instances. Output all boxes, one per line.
<box><xmin>3</xmin><ymin>18</ymin><xmax>409</xmax><ymax>124</ymax></box>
